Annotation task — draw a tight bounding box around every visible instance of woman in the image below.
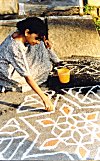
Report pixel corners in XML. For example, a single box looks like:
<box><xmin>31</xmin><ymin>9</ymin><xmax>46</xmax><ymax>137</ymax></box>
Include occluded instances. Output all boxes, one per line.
<box><xmin>0</xmin><ymin>17</ymin><xmax>61</xmax><ymax>111</ymax></box>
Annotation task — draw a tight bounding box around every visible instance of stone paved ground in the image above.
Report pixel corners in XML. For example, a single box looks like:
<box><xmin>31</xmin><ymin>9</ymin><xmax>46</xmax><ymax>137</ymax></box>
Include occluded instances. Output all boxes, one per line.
<box><xmin>0</xmin><ymin>57</ymin><xmax>99</xmax><ymax>160</ymax></box>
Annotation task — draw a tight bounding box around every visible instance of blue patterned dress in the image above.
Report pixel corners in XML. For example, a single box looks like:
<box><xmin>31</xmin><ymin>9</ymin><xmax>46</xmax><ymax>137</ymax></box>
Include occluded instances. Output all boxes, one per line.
<box><xmin>0</xmin><ymin>34</ymin><xmax>60</xmax><ymax>92</ymax></box>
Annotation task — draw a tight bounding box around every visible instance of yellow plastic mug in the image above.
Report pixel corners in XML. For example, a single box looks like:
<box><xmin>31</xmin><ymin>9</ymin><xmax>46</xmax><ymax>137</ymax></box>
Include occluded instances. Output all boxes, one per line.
<box><xmin>57</xmin><ymin>67</ymin><xmax>70</xmax><ymax>83</ymax></box>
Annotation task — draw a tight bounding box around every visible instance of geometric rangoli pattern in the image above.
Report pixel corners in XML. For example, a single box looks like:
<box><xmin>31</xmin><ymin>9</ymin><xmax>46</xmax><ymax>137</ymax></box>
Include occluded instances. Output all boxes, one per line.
<box><xmin>0</xmin><ymin>85</ymin><xmax>100</xmax><ymax>160</ymax></box>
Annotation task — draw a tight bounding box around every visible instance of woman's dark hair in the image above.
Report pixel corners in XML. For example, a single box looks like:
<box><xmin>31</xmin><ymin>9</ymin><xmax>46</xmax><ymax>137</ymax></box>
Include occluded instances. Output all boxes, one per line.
<box><xmin>17</xmin><ymin>17</ymin><xmax>46</xmax><ymax>37</ymax></box>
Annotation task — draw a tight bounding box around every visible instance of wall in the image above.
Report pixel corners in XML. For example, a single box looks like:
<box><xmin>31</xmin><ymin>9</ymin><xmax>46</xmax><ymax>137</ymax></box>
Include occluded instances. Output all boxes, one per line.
<box><xmin>48</xmin><ymin>17</ymin><xmax>100</xmax><ymax>58</ymax></box>
<box><xmin>88</xmin><ymin>0</ymin><xmax>100</xmax><ymax>6</ymax></box>
<box><xmin>0</xmin><ymin>26</ymin><xmax>15</xmax><ymax>43</ymax></box>
<box><xmin>0</xmin><ymin>16</ymin><xmax>100</xmax><ymax>58</ymax></box>
<box><xmin>0</xmin><ymin>0</ymin><xmax>18</xmax><ymax>15</ymax></box>
<box><xmin>19</xmin><ymin>0</ymin><xmax>80</xmax><ymax>6</ymax></box>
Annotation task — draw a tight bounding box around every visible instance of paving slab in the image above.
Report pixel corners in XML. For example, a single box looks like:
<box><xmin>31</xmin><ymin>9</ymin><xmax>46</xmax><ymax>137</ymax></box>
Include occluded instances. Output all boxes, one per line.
<box><xmin>0</xmin><ymin>57</ymin><xmax>99</xmax><ymax>160</ymax></box>
<box><xmin>19</xmin><ymin>0</ymin><xmax>80</xmax><ymax>6</ymax></box>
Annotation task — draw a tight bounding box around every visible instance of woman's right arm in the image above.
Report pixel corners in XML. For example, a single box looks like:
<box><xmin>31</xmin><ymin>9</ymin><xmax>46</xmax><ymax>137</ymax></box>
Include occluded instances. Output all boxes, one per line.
<box><xmin>8</xmin><ymin>41</ymin><xmax>54</xmax><ymax>111</ymax></box>
<box><xmin>25</xmin><ymin>75</ymin><xmax>54</xmax><ymax>112</ymax></box>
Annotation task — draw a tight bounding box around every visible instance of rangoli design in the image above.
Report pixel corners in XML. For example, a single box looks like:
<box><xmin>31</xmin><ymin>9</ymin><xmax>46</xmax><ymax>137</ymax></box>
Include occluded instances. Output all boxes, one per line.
<box><xmin>0</xmin><ymin>59</ymin><xmax>100</xmax><ymax>160</ymax></box>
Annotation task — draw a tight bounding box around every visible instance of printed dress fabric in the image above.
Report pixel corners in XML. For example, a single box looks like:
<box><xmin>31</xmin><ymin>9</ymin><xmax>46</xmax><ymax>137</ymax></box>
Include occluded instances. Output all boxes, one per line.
<box><xmin>0</xmin><ymin>35</ymin><xmax>60</xmax><ymax>92</ymax></box>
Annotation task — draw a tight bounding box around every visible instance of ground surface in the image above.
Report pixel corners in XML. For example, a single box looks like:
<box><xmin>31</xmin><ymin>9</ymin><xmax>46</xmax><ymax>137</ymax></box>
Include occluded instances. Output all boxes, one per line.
<box><xmin>0</xmin><ymin>56</ymin><xmax>99</xmax><ymax>160</ymax></box>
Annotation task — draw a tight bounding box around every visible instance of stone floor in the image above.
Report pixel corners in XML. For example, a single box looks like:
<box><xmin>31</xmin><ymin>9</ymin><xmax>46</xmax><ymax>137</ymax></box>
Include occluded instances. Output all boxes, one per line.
<box><xmin>0</xmin><ymin>56</ymin><xmax>99</xmax><ymax>160</ymax></box>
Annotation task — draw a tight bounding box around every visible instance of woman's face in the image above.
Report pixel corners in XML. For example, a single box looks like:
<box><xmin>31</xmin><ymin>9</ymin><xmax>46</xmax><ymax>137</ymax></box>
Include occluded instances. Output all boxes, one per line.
<box><xmin>25</xmin><ymin>30</ymin><xmax>41</xmax><ymax>45</ymax></box>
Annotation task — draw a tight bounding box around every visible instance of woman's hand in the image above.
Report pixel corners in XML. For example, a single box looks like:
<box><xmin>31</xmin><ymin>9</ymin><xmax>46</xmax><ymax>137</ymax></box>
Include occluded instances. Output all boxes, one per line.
<box><xmin>43</xmin><ymin>36</ymin><xmax>51</xmax><ymax>49</ymax></box>
<box><xmin>42</xmin><ymin>95</ymin><xmax>54</xmax><ymax>112</ymax></box>
<box><xmin>25</xmin><ymin>75</ymin><xmax>54</xmax><ymax>112</ymax></box>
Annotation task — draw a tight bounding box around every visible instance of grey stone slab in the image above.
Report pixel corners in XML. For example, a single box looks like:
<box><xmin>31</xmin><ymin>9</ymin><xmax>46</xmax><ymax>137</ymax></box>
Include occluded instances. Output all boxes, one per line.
<box><xmin>19</xmin><ymin>0</ymin><xmax>81</xmax><ymax>6</ymax></box>
<box><xmin>51</xmin><ymin>0</ymin><xmax>80</xmax><ymax>6</ymax></box>
<box><xmin>20</xmin><ymin>0</ymin><xmax>81</xmax><ymax>16</ymax></box>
